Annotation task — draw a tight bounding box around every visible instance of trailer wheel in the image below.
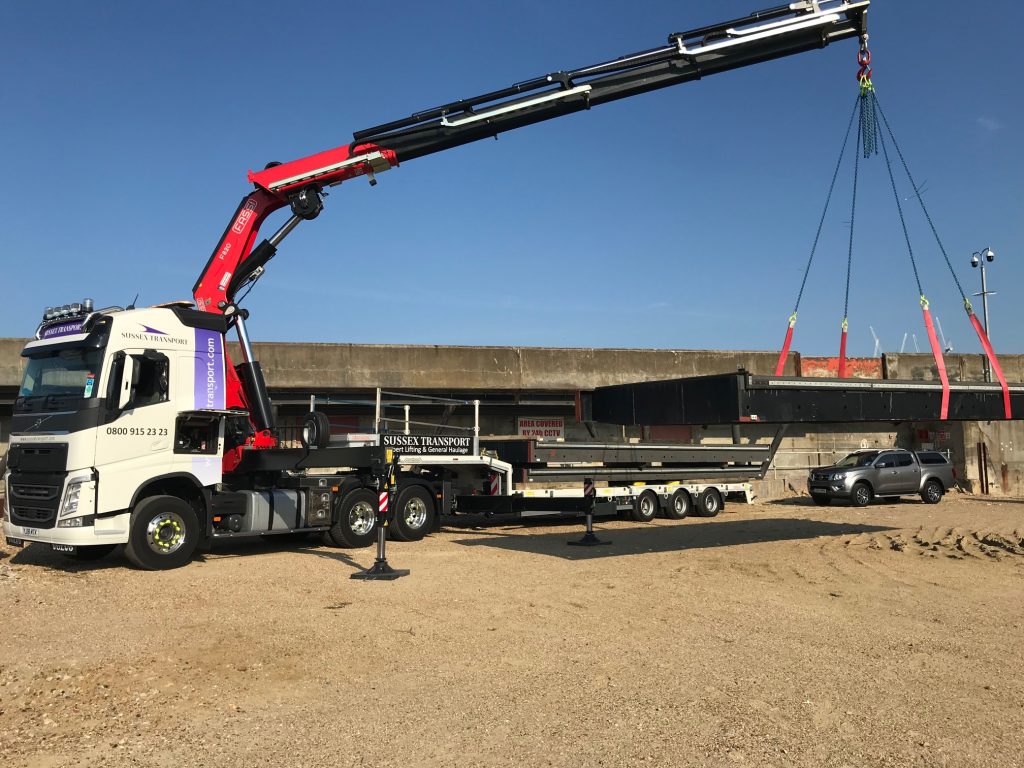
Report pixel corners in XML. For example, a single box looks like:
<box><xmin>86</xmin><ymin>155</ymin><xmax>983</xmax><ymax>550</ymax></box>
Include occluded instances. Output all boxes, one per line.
<box><xmin>327</xmin><ymin>488</ymin><xmax>377</xmax><ymax>548</ymax></box>
<box><xmin>696</xmin><ymin>487</ymin><xmax>723</xmax><ymax>517</ymax></box>
<box><xmin>124</xmin><ymin>495</ymin><xmax>199</xmax><ymax>570</ymax></box>
<box><xmin>300</xmin><ymin>412</ymin><xmax>331</xmax><ymax>450</ymax></box>
<box><xmin>664</xmin><ymin>488</ymin><xmax>692</xmax><ymax>520</ymax></box>
<box><xmin>63</xmin><ymin>544</ymin><xmax>117</xmax><ymax>561</ymax></box>
<box><xmin>630</xmin><ymin>490</ymin><xmax>659</xmax><ymax>523</ymax></box>
<box><xmin>390</xmin><ymin>485</ymin><xmax>436</xmax><ymax>542</ymax></box>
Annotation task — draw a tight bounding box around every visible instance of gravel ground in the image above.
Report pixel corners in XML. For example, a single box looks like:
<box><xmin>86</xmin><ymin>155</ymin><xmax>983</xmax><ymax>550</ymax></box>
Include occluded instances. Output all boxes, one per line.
<box><xmin>1</xmin><ymin>493</ymin><xmax>1023</xmax><ymax>768</ymax></box>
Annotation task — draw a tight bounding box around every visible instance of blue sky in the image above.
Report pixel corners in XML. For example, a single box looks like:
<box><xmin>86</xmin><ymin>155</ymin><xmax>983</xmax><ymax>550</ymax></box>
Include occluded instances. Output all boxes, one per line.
<box><xmin>2</xmin><ymin>1</ymin><xmax>1021</xmax><ymax>357</ymax></box>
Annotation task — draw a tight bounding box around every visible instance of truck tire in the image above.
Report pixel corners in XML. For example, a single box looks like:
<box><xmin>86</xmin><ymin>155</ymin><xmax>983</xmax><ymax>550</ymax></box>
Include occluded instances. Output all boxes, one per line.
<box><xmin>920</xmin><ymin>479</ymin><xmax>943</xmax><ymax>505</ymax></box>
<box><xmin>630</xmin><ymin>490</ymin><xmax>659</xmax><ymax>522</ymax></box>
<box><xmin>390</xmin><ymin>485</ymin><xmax>435</xmax><ymax>542</ymax></box>
<box><xmin>664</xmin><ymin>488</ymin><xmax>692</xmax><ymax>520</ymax></box>
<box><xmin>63</xmin><ymin>544</ymin><xmax>118</xmax><ymax>561</ymax></box>
<box><xmin>300</xmin><ymin>412</ymin><xmax>331</xmax><ymax>450</ymax></box>
<box><xmin>327</xmin><ymin>488</ymin><xmax>378</xmax><ymax>548</ymax></box>
<box><xmin>696</xmin><ymin>487</ymin><xmax>723</xmax><ymax>517</ymax></box>
<box><xmin>124</xmin><ymin>495</ymin><xmax>200</xmax><ymax>570</ymax></box>
<box><xmin>850</xmin><ymin>481</ymin><xmax>873</xmax><ymax>508</ymax></box>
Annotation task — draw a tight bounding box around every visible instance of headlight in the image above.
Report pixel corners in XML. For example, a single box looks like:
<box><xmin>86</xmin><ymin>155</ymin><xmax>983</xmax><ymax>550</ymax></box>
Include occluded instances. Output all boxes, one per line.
<box><xmin>60</xmin><ymin>481</ymin><xmax>84</xmax><ymax>518</ymax></box>
<box><xmin>831</xmin><ymin>471</ymin><xmax>847</xmax><ymax>481</ymax></box>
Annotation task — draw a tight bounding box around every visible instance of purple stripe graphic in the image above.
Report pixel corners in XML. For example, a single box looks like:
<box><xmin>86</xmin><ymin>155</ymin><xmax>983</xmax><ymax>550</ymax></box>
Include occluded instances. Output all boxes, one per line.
<box><xmin>194</xmin><ymin>329</ymin><xmax>225</xmax><ymax>410</ymax></box>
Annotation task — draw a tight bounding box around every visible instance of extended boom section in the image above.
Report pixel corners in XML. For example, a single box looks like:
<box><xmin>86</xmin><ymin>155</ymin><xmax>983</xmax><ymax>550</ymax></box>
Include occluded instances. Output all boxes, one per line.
<box><xmin>353</xmin><ymin>1</ymin><xmax>869</xmax><ymax>162</ymax></box>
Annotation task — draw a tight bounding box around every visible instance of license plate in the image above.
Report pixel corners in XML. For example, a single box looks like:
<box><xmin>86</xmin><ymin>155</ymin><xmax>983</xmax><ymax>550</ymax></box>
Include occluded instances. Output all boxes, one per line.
<box><xmin>6</xmin><ymin>537</ymin><xmax>24</xmax><ymax>547</ymax></box>
<box><xmin>811</xmin><ymin>487</ymin><xmax>828</xmax><ymax>494</ymax></box>
<box><xmin>51</xmin><ymin>544</ymin><xmax>76</xmax><ymax>554</ymax></box>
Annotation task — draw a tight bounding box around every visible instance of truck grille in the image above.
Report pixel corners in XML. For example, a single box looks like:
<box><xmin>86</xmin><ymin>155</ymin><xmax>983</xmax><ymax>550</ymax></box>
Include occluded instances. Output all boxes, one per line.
<box><xmin>11</xmin><ymin>506</ymin><xmax>56</xmax><ymax>528</ymax></box>
<box><xmin>811</xmin><ymin>472</ymin><xmax>830</xmax><ymax>482</ymax></box>
<box><xmin>11</xmin><ymin>484</ymin><xmax>60</xmax><ymax>501</ymax></box>
<box><xmin>8</xmin><ymin>473</ymin><xmax>64</xmax><ymax>530</ymax></box>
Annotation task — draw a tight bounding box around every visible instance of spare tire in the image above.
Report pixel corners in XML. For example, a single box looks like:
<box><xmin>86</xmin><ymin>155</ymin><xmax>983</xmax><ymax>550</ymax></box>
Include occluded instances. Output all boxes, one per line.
<box><xmin>300</xmin><ymin>412</ymin><xmax>331</xmax><ymax>449</ymax></box>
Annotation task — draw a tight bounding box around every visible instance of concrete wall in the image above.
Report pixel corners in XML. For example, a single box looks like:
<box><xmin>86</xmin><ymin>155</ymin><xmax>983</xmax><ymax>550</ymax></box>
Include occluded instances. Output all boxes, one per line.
<box><xmin>230</xmin><ymin>342</ymin><xmax>797</xmax><ymax>392</ymax></box>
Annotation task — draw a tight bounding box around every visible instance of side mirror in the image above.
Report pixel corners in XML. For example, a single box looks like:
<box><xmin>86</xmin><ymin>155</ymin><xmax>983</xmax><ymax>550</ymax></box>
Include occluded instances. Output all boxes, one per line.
<box><xmin>118</xmin><ymin>355</ymin><xmax>136</xmax><ymax>411</ymax></box>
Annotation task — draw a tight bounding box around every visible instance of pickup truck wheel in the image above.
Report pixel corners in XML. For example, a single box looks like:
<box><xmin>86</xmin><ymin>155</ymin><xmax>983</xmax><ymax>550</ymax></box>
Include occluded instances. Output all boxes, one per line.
<box><xmin>850</xmin><ymin>482</ymin><xmax>873</xmax><ymax>508</ymax></box>
<box><xmin>696</xmin><ymin>487</ymin><xmax>723</xmax><ymax>517</ymax></box>
<box><xmin>124</xmin><ymin>495</ymin><xmax>199</xmax><ymax>570</ymax></box>
<box><xmin>327</xmin><ymin>488</ymin><xmax>378</xmax><ymax>548</ymax></box>
<box><xmin>390</xmin><ymin>486</ymin><xmax>435</xmax><ymax>542</ymax></box>
<box><xmin>920</xmin><ymin>479</ymin><xmax>944</xmax><ymax>504</ymax></box>
<box><xmin>664</xmin><ymin>488</ymin><xmax>692</xmax><ymax>520</ymax></box>
<box><xmin>63</xmin><ymin>544</ymin><xmax>117</xmax><ymax>561</ymax></box>
<box><xmin>630</xmin><ymin>490</ymin><xmax>659</xmax><ymax>522</ymax></box>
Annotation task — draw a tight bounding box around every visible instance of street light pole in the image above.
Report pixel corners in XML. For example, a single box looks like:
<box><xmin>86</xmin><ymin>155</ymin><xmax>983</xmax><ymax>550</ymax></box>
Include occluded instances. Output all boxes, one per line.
<box><xmin>970</xmin><ymin>247</ymin><xmax>996</xmax><ymax>382</ymax></box>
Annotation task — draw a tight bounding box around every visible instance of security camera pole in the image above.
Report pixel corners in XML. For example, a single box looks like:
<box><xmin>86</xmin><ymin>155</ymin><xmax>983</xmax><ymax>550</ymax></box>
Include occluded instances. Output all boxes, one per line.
<box><xmin>970</xmin><ymin>247</ymin><xmax>996</xmax><ymax>382</ymax></box>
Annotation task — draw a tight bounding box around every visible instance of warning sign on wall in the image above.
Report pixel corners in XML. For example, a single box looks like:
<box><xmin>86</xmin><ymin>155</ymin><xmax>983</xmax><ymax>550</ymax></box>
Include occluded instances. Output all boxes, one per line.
<box><xmin>517</xmin><ymin>417</ymin><xmax>564</xmax><ymax>439</ymax></box>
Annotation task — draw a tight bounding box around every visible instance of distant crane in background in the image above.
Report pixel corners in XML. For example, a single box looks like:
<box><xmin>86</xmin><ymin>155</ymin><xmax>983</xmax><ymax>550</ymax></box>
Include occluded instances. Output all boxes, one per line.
<box><xmin>935</xmin><ymin>316</ymin><xmax>954</xmax><ymax>353</ymax></box>
<box><xmin>869</xmin><ymin>326</ymin><xmax>882</xmax><ymax>357</ymax></box>
<box><xmin>900</xmin><ymin>333</ymin><xmax>921</xmax><ymax>353</ymax></box>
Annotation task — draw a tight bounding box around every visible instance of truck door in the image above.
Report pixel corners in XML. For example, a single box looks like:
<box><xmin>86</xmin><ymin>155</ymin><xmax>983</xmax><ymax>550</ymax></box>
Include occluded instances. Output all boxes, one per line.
<box><xmin>891</xmin><ymin>450</ymin><xmax>919</xmax><ymax>493</ymax></box>
<box><xmin>872</xmin><ymin>453</ymin><xmax>899</xmax><ymax>494</ymax></box>
<box><xmin>95</xmin><ymin>349</ymin><xmax>175</xmax><ymax>514</ymax></box>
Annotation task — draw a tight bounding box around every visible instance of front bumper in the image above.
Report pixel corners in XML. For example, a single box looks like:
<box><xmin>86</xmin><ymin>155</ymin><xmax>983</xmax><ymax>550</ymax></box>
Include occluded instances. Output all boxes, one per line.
<box><xmin>807</xmin><ymin>477</ymin><xmax>856</xmax><ymax>499</ymax></box>
<box><xmin>4</xmin><ymin>516</ymin><xmax>128</xmax><ymax>548</ymax></box>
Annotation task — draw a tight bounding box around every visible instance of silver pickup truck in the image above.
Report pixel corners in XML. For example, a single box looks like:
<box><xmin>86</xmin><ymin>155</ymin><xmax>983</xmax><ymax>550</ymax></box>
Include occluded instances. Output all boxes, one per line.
<box><xmin>807</xmin><ymin>449</ymin><xmax>956</xmax><ymax>507</ymax></box>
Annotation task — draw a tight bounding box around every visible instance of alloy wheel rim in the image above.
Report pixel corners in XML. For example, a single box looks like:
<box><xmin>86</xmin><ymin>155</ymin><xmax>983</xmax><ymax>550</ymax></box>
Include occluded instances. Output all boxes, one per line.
<box><xmin>403</xmin><ymin>497</ymin><xmax>428</xmax><ymax>529</ymax></box>
<box><xmin>349</xmin><ymin>501</ymin><xmax>376</xmax><ymax>535</ymax></box>
<box><xmin>145</xmin><ymin>511</ymin><xmax>187</xmax><ymax>555</ymax></box>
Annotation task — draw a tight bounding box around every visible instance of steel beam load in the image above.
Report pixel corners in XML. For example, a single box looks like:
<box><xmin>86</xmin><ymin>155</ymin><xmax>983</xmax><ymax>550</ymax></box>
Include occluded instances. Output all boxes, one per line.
<box><xmin>582</xmin><ymin>373</ymin><xmax>1024</xmax><ymax>426</ymax></box>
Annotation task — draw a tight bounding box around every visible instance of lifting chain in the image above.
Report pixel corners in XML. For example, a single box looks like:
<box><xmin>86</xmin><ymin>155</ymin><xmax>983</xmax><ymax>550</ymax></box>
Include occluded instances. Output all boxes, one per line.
<box><xmin>857</xmin><ymin>35</ymin><xmax>877</xmax><ymax>158</ymax></box>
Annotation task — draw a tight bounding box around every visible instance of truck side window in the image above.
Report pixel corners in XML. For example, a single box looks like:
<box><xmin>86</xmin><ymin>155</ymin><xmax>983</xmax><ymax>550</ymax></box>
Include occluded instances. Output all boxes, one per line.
<box><xmin>896</xmin><ymin>452</ymin><xmax>913</xmax><ymax>467</ymax></box>
<box><xmin>174</xmin><ymin>414</ymin><xmax>219</xmax><ymax>455</ymax></box>
<box><xmin>875</xmin><ymin>455</ymin><xmax>895</xmax><ymax>468</ymax></box>
<box><xmin>131</xmin><ymin>352</ymin><xmax>170</xmax><ymax>408</ymax></box>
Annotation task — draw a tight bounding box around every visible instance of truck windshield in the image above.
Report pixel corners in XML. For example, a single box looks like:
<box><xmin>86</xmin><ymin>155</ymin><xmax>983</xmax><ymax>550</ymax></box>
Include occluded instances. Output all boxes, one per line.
<box><xmin>19</xmin><ymin>347</ymin><xmax>104</xmax><ymax>400</ymax></box>
<box><xmin>836</xmin><ymin>451</ymin><xmax>878</xmax><ymax>468</ymax></box>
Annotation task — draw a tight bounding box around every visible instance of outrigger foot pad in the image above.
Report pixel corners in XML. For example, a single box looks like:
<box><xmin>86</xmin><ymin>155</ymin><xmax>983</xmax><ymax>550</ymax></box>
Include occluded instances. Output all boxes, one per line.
<box><xmin>568</xmin><ymin>531</ymin><xmax>611</xmax><ymax>547</ymax></box>
<box><xmin>351</xmin><ymin>560</ymin><xmax>410</xmax><ymax>580</ymax></box>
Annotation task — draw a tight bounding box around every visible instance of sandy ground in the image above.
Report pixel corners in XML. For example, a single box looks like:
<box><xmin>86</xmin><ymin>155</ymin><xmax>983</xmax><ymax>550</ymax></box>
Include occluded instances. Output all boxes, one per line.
<box><xmin>1</xmin><ymin>493</ymin><xmax>1023</xmax><ymax>768</ymax></box>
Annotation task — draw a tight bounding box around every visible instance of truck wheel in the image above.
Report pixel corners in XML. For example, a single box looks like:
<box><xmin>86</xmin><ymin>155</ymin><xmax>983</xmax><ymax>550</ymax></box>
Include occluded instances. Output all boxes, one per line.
<box><xmin>664</xmin><ymin>488</ymin><xmax>692</xmax><ymax>520</ymax></box>
<box><xmin>850</xmin><ymin>482</ymin><xmax>873</xmax><ymax>508</ymax></box>
<box><xmin>920</xmin><ymin>479</ymin><xmax>943</xmax><ymax>505</ymax></box>
<box><xmin>390</xmin><ymin>485</ymin><xmax>435</xmax><ymax>542</ymax></box>
<box><xmin>300</xmin><ymin>412</ymin><xmax>331</xmax><ymax>450</ymax></box>
<box><xmin>327</xmin><ymin>488</ymin><xmax>378</xmax><ymax>548</ymax></box>
<box><xmin>64</xmin><ymin>544</ymin><xmax>117</xmax><ymax>561</ymax></box>
<box><xmin>124</xmin><ymin>496</ymin><xmax>199</xmax><ymax>570</ymax></box>
<box><xmin>696</xmin><ymin>487</ymin><xmax>723</xmax><ymax>517</ymax></box>
<box><xmin>630</xmin><ymin>490</ymin><xmax>659</xmax><ymax>522</ymax></box>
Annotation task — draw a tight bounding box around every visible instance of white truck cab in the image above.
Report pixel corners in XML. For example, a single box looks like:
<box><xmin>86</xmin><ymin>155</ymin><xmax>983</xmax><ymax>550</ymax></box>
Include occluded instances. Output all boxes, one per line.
<box><xmin>4</xmin><ymin>300</ymin><xmax>230</xmax><ymax>566</ymax></box>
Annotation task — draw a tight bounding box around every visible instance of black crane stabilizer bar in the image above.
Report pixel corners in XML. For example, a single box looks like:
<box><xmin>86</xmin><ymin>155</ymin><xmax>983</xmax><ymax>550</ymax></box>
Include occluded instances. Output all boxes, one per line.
<box><xmin>354</xmin><ymin>1</ymin><xmax>869</xmax><ymax>163</ymax></box>
<box><xmin>582</xmin><ymin>373</ymin><xmax>1024</xmax><ymax>425</ymax></box>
